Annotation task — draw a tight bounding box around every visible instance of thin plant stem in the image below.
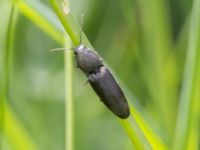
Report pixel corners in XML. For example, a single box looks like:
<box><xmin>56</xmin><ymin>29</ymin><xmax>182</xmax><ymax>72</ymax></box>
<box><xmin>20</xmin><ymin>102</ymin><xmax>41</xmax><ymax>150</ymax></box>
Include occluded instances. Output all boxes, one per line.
<box><xmin>59</xmin><ymin>0</ymin><xmax>74</xmax><ymax>150</ymax></box>
<box><xmin>64</xmin><ymin>36</ymin><xmax>74</xmax><ymax>150</ymax></box>
<box><xmin>119</xmin><ymin>116</ymin><xmax>152</xmax><ymax>150</ymax></box>
<box><xmin>49</xmin><ymin>0</ymin><xmax>91</xmax><ymax>47</ymax></box>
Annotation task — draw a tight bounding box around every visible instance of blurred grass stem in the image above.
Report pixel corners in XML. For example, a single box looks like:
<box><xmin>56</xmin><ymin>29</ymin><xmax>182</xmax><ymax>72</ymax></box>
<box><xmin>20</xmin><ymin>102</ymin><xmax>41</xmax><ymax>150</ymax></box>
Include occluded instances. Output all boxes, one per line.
<box><xmin>64</xmin><ymin>37</ymin><xmax>74</xmax><ymax>150</ymax></box>
<box><xmin>2</xmin><ymin>3</ymin><xmax>37</xmax><ymax>150</ymax></box>
<box><xmin>173</xmin><ymin>0</ymin><xmax>200</xmax><ymax>149</ymax></box>
<box><xmin>50</xmin><ymin>0</ymin><xmax>75</xmax><ymax>150</ymax></box>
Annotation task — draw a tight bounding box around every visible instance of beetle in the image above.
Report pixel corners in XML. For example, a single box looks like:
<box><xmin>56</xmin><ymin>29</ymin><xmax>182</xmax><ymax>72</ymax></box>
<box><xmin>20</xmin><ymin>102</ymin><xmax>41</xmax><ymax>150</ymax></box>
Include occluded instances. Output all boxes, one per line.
<box><xmin>51</xmin><ymin>19</ymin><xmax>130</xmax><ymax>119</ymax></box>
<box><xmin>74</xmin><ymin>44</ymin><xmax>130</xmax><ymax>119</ymax></box>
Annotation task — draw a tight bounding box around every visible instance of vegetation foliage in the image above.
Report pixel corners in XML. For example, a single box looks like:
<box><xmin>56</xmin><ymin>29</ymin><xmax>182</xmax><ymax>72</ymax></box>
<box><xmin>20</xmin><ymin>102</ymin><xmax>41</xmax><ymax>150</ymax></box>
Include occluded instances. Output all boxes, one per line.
<box><xmin>0</xmin><ymin>0</ymin><xmax>199</xmax><ymax>150</ymax></box>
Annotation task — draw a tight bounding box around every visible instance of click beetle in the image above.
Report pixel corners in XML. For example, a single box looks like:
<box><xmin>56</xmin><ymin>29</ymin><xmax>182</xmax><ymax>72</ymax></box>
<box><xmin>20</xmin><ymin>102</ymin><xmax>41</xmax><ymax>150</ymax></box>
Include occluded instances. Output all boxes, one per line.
<box><xmin>51</xmin><ymin>17</ymin><xmax>130</xmax><ymax>119</ymax></box>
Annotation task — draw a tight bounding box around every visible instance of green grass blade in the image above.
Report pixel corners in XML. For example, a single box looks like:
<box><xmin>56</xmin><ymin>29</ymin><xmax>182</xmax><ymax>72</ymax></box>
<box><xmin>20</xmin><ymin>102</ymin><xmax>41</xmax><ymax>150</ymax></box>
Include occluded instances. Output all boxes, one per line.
<box><xmin>119</xmin><ymin>116</ymin><xmax>152</xmax><ymax>150</ymax></box>
<box><xmin>12</xmin><ymin>0</ymin><xmax>64</xmax><ymax>45</ymax></box>
<box><xmin>2</xmin><ymin>102</ymin><xmax>37</xmax><ymax>150</ymax></box>
<box><xmin>129</xmin><ymin>104</ymin><xmax>168</xmax><ymax>150</ymax></box>
<box><xmin>49</xmin><ymin>0</ymin><xmax>91</xmax><ymax>47</ymax></box>
<box><xmin>137</xmin><ymin>0</ymin><xmax>177</xmax><ymax>135</ymax></box>
<box><xmin>0</xmin><ymin>2</ymin><xmax>37</xmax><ymax>149</ymax></box>
<box><xmin>64</xmin><ymin>36</ymin><xmax>74</xmax><ymax>150</ymax></box>
<box><xmin>173</xmin><ymin>0</ymin><xmax>200</xmax><ymax>149</ymax></box>
<box><xmin>62</xmin><ymin>1</ymin><xmax>74</xmax><ymax>150</ymax></box>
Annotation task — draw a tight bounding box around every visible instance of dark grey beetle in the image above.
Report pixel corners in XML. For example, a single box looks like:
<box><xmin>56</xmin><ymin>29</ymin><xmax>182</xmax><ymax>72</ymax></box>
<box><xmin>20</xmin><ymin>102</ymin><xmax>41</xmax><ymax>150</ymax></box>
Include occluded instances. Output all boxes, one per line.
<box><xmin>51</xmin><ymin>17</ymin><xmax>130</xmax><ymax>118</ymax></box>
<box><xmin>74</xmin><ymin>44</ymin><xmax>130</xmax><ymax>119</ymax></box>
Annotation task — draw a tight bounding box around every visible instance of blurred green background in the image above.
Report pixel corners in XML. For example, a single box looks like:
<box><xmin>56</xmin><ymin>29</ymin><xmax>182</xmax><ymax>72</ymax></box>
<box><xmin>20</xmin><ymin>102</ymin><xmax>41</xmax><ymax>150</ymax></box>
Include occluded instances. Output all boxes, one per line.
<box><xmin>0</xmin><ymin>0</ymin><xmax>199</xmax><ymax>150</ymax></box>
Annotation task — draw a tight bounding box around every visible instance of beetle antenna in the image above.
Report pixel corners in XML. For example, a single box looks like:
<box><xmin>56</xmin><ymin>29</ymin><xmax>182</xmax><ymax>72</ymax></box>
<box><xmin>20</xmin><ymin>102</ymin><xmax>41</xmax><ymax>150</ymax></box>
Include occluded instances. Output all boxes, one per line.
<box><xmin>49</xmin><ymin>47</ymin><xmax>74</xmax><ymax>52</ymax></box>
<box><xmin>79</xmin><ymin>14</ymin><xmax>84</xmax><ymax>45</ymax></box>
